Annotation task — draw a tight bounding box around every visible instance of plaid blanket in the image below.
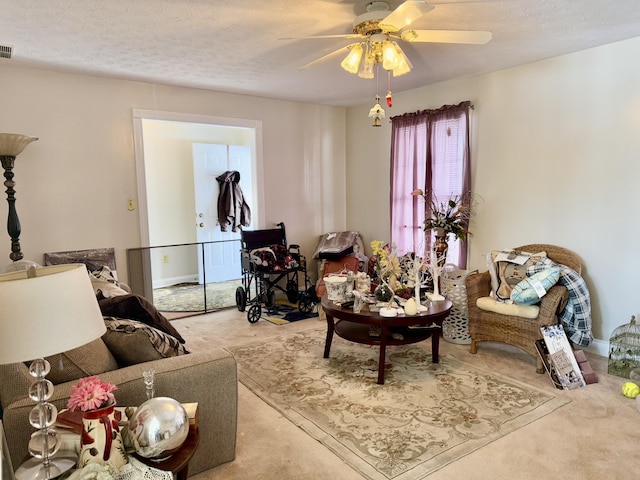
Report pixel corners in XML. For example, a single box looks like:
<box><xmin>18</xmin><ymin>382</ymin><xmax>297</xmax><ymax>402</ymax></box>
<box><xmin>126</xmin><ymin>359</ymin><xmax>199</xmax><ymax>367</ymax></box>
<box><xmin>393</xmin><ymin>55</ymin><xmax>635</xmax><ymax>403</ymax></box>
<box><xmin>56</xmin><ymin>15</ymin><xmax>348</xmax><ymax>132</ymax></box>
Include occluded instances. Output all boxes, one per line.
<box><xmin>528</xmin><ymin>257</ymin><xmax>593</xmax><ymax>347</ymax></box>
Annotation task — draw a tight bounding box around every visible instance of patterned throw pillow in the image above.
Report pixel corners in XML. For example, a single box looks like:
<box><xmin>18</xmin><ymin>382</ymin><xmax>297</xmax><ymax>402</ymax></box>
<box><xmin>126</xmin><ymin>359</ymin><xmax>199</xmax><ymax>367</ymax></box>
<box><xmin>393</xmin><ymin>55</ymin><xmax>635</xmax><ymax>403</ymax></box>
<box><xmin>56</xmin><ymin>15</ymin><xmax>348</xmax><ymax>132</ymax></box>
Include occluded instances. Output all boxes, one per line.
<box><xmin>510</xmin><ymin>267</ymin><xmax>561</xmax><ymax>305</ymax></box>
<box><xmin>489</xmin><ymin>250</ymin><xmax>546</xmax><ymax>301</ymax></box>
<box><xmin>102</xmin><ymin>317</ymin><xmax>189</xmax><ymax>367</ymax></box>
<box><xmin>89</xmin><ymin>265</ymin><xmax>129</xmax><ymax>298</ymax></box>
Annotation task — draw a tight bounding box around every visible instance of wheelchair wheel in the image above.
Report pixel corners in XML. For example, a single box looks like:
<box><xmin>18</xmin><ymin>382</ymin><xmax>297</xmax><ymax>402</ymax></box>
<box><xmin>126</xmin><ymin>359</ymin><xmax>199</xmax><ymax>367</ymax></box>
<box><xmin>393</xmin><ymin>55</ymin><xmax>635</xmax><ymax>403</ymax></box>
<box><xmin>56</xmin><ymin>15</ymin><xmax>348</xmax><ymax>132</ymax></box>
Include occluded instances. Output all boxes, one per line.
<box><xmin>286</xmin><ymin>279</ymin><xmax>298</xmax><ymax>303</ymax></box>
<box><xmin>247</xmin><ymin>304</ymin><xmax>261</xmax><ymax>323</ymax></box>
<box><xmin>307</xmin><ymin>285</ymin><xmax>319</xmax><ymax>304</ymax></box>
<box><xmin>298</xmin><ymin>293</ymin><xmax>314</xmax><ymax>314</ymax></box>
<box><xmin>235</xmin><ymin>286</ymin><xmax>247</xmax><ymax>312</ymax></box>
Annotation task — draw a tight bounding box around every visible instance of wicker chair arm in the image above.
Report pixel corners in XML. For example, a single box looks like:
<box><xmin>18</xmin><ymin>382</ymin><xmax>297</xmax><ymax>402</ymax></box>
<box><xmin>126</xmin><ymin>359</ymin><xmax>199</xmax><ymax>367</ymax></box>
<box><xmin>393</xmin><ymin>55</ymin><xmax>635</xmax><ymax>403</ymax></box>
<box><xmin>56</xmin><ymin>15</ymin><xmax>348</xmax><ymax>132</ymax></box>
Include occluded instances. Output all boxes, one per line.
<box><xmin>535</xmin><ymin>284</ymin><xmax>569</xmax><ymax>326</ymax></box>
<box><xmin>465</xmin><ymin>271</ymin><xmax>492</xmax><ymax>300</ymax></box>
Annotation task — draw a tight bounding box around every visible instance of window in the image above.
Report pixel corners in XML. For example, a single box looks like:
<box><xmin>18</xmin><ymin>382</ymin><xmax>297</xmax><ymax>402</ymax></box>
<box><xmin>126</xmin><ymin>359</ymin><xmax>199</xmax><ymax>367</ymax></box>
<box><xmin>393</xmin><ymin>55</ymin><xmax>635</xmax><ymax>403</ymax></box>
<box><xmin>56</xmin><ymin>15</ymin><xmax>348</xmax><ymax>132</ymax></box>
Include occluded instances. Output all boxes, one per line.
<box><xmin>390</xmin><ymin>101</ymin><xmax>471</xmax><ymax>268</ymax></box>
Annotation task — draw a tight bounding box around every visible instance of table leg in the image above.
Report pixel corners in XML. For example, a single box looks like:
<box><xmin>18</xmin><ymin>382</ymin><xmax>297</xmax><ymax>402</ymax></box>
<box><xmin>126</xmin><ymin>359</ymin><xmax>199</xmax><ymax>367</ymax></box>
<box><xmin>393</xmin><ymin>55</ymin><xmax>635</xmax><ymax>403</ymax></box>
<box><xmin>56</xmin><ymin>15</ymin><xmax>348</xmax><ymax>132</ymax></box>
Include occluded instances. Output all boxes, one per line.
<box><xmin>324</xmin><ymin>313</ymin><xmax>335</xmax><ymax>358</ymax></box>
<box><xmin>378</xmin><ymin>324</ymin><xmax>387</xmax><ymax>385</ymax></box>
<box><xmin>431</xmin><ymin>330</ymin><xmax>440</xmax><ymax>364</ymax></box>
<box><xmin>177</xmin><ymin>466</ymin><xmax>189</xmax><ymax>480</ymax></box>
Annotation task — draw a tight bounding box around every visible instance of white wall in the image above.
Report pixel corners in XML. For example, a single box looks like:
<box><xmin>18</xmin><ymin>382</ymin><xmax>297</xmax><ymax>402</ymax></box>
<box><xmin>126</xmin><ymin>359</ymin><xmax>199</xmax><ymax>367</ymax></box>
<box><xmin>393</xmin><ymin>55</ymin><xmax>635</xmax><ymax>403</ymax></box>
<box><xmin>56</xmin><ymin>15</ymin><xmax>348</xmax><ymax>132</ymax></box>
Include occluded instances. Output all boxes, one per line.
<box><xmin>0</xmin><ymin>66</ymin><xmax>347</xmax><ymax>282</ymax></box>
<box><xmin>346</xmin><ymin>36</ymin><xmax>640</xmax><ymax>350</ymax></box>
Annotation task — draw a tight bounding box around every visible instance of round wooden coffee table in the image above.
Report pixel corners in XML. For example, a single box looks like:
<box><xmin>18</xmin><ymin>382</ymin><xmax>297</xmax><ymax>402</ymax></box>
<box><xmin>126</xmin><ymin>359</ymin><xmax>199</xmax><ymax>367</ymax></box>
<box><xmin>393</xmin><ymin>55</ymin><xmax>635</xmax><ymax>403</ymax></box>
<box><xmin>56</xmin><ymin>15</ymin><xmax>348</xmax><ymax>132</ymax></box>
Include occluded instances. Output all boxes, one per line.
<box><xmin>322</xmin><ymin>295</ymin><xmax>452</xmax><ymax>384</ymax></box>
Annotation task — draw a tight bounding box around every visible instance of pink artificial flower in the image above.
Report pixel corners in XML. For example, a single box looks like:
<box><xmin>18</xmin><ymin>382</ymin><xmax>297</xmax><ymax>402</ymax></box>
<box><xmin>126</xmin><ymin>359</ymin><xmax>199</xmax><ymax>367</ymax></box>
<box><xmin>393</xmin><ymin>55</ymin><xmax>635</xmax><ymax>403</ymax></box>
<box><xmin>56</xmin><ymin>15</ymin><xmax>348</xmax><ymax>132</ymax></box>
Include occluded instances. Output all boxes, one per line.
<box><xmin>68</xmin><ymin>376</ymin><xmax>118</xmax><ymax>412</ymax></box>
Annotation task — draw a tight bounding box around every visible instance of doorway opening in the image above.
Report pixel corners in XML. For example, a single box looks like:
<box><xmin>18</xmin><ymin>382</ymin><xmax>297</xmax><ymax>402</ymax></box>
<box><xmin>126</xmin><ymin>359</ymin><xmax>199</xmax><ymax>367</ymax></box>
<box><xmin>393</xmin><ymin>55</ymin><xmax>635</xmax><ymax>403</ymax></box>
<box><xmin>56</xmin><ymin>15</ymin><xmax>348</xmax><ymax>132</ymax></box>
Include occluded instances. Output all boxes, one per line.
<box><xmin>130</xmin><ymin>109</ymin><xmax>263</xmax><ymax>314</ymax></box>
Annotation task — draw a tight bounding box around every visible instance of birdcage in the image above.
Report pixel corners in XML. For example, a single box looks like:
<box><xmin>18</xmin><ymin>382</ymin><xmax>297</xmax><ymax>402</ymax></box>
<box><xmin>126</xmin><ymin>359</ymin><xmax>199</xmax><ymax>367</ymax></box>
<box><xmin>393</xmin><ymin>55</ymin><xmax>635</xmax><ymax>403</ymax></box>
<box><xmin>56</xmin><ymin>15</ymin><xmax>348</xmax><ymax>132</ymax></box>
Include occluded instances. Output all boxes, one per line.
<box><xmin>608</xmin><ymin>315</ymin><xmax>640</xmax><ymax>378</ymax></box>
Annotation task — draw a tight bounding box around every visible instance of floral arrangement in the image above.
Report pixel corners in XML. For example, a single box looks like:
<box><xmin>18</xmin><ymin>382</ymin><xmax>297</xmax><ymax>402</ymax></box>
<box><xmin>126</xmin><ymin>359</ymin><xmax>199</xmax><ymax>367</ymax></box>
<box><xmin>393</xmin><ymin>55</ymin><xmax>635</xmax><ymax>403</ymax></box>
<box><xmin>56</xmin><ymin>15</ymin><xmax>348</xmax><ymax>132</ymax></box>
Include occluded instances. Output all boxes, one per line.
<box><xmin>68</xmin><ymin>376</ymin><xmax>118</xmax><ymax>412</ymax></box>
<box><xmin>370</xmin><ymin>240</ymin><xmax>402</xmax><ymax>292</ymax></box>
<box><xmin>412</xmin><ymin>189</ymin><xmax>471</xmax><ymax>241</ymax></box>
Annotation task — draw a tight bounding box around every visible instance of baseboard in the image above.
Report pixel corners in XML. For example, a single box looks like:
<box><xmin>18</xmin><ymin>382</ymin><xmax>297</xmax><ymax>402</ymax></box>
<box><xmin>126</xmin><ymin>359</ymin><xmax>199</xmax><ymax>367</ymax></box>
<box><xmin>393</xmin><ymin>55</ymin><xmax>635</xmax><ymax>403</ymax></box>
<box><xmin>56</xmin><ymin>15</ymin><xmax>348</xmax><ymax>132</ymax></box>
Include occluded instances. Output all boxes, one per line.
<box><xmin>152</xmin><ymin>274</ymin><xmax>199</xmax><ymax>289</ymax></box>
<box><xmin>583</xmin><ymin>338</ymin><xmax>608</xmax><ymax>358</ymax></box>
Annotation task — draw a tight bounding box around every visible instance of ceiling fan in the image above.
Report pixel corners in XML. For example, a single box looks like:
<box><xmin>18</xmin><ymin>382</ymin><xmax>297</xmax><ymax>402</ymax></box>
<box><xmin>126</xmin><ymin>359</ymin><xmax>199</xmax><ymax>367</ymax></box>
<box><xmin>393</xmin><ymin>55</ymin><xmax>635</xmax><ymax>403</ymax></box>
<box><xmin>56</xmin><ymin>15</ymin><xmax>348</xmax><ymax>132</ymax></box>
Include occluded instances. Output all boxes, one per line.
<box><xmin>285</xmin><ymin>0</ymin><xmax>492</xmax><ymax>77</ymax></box>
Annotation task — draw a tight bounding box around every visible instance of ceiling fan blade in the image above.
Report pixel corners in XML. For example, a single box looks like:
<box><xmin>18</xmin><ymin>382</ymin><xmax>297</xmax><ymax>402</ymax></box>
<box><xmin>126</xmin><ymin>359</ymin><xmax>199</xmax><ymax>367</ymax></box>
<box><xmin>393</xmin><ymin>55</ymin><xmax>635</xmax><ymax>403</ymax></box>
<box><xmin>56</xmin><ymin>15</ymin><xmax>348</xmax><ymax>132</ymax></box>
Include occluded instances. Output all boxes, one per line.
<box><xmin>299</xmin><ymin>44</ymin><xmax>357</xmax><ymax>70</ymax></box>
<box><xmin>379</xmin><ymin>1</ymin><xmax>435</xmax><ymax>33</ymax></box>
<box><xmin>279</xmin><ymin>34</ymin><xmax>366</xmax><ymax>41</ymax></box>
<box><xmin>401</xmin><ymin>29</ymin><xmax>492</xmax><ymax>44</ymax></box>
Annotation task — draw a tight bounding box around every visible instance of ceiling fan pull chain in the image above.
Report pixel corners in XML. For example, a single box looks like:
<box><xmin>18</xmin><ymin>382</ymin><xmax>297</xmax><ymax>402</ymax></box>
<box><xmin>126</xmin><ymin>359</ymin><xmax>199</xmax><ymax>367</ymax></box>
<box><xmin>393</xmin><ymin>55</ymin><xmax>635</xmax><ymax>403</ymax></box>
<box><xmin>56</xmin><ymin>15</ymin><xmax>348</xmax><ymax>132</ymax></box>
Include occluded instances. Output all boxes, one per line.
<box><xmin>386</xmin><ymin>70</ymin><xmax>393</xmax><ymax>107</ymax></box>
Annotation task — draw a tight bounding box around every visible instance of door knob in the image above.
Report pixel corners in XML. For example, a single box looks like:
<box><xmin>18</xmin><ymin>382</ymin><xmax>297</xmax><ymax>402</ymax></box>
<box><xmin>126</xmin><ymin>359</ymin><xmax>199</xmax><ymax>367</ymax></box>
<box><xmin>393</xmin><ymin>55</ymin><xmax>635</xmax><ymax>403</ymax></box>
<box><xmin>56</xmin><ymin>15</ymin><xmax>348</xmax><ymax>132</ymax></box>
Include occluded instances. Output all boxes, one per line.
<box><xmin>199</xmin><ymin>223</ymin><xmax>205</xmax><ymax>228</ymax></box>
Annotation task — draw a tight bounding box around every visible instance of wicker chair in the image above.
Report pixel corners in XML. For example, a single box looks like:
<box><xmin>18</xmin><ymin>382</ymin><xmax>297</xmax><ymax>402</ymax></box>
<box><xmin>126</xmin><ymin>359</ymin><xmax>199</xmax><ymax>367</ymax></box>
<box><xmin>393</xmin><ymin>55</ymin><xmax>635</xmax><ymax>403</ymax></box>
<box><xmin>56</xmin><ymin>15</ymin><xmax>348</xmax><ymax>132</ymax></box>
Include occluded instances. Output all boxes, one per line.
<box><xmin>465</xmin><ymin>244</ymin><xmax>581</xmax><ymax>373</ymax></box>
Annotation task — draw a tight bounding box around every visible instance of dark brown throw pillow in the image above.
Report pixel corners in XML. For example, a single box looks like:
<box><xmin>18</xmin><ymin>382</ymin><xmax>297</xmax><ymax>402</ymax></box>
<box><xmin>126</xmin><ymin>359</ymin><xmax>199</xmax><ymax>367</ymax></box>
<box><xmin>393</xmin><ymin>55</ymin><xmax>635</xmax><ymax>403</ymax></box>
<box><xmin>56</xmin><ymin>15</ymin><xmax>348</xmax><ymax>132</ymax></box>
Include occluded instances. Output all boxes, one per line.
<box><xmin>98</xmin><ymin>294</ymin><xmax>186</xmax><ymax>344</ymax></box>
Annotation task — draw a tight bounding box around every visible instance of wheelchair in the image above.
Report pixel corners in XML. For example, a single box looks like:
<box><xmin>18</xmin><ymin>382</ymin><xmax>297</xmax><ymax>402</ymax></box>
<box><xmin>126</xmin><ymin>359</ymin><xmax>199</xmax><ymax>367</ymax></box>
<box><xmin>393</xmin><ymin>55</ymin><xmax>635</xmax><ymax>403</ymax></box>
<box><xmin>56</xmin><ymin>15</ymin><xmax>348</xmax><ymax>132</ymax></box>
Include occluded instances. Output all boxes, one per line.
<box><xmin>235</xmin><ymin>222</ymin><xmax>315</xmax><ymax>323</ymax></box>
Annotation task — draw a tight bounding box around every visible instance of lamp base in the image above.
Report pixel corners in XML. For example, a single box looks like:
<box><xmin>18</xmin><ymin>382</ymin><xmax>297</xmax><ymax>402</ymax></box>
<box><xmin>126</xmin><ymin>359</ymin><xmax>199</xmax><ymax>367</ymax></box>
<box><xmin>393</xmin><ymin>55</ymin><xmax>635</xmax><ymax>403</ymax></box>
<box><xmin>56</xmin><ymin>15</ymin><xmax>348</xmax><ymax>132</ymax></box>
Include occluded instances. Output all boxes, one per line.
<box><xmin>15</xmin><ymin>455</ymin><xmax>76</xmax><ymax>480</ymax></box>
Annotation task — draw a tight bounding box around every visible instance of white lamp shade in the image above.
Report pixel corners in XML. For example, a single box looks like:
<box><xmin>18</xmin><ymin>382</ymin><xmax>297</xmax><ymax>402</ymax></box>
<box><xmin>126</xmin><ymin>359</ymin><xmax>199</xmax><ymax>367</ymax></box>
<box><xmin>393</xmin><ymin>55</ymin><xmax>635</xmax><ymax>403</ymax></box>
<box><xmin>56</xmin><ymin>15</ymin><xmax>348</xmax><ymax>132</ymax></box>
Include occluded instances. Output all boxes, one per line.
<box><xmin>0</xmin><ymin>264</ymin><xmax>106</xmax><ymax>364</ymax></box>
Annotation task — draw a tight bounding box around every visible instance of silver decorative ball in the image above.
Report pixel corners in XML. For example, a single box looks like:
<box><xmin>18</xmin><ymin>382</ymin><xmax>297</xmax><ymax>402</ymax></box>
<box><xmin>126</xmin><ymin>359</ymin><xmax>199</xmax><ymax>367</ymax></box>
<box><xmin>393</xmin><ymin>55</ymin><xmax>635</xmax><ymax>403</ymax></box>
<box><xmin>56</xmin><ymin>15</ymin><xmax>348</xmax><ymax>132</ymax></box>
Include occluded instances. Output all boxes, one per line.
<box><xmin>127</xmin><ymin>397</ymin><xmax>189</xmax><ymax>459</ymax></box>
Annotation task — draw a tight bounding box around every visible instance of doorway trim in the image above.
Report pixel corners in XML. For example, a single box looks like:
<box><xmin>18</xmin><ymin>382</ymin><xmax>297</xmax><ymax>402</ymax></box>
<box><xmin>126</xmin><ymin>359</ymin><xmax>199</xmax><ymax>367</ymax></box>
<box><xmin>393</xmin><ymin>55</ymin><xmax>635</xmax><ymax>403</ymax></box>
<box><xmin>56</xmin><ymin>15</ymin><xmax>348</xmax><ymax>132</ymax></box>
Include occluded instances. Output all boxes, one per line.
<box><xmin>132</xmin><ymin>109</ymin><xmax>264</xmax><ymax>246</ymax></box>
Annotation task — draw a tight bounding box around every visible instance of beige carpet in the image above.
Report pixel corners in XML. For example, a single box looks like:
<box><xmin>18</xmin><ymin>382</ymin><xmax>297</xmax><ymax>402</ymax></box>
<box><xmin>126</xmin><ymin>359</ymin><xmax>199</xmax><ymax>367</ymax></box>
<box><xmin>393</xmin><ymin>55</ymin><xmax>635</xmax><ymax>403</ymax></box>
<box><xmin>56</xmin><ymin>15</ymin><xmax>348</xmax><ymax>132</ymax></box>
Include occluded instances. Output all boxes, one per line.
<box><xmin>173</xmin><ymin>310</ymin><xmax>639</xmax><ymax>480</ymax></box>
<box><xmin>228</xmin><ymin>328</ymin><xmax>569</xmax><ymax>480</ymax></box>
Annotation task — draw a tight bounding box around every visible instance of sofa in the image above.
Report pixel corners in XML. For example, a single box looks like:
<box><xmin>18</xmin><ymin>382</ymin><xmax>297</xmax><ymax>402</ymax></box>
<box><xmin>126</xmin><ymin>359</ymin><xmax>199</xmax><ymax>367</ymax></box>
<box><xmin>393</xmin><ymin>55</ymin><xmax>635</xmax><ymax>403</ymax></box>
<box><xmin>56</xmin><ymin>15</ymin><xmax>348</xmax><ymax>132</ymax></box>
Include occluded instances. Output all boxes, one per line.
<box><xmin>0</xmin><ymin>317</ymin><xmax>238</xmax><ymax>476</ymax></box>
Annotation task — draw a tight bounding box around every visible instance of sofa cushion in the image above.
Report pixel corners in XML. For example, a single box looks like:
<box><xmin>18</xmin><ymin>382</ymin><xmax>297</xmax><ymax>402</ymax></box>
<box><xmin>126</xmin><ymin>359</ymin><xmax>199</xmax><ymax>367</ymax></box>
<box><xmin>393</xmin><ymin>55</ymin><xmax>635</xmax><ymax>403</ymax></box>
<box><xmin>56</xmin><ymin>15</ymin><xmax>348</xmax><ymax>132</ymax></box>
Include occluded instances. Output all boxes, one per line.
<box><xmin>102</xmin><ymin>317</ymin><xmax>189</xmax><ymax>366</ymax></box>
<box><xmin>489</xmin><ymin>250</ymin><xmax>546</xmax><ymax>301</ymax></box>
<box><xmin>510</xmin><ymin>267</ymin><xmax>561</xmax><ymax>305</ymax></box>
<box><xmin>44</xmin><ymin>338</ymin><xmax>119</xmax><ymax>385</ymax></box>
<box><xmin>476</xmin><ymin>296</ymin><xmax>540</xmax><ymax>319</ymax></box>
<box><xmin>98</xmin><ymin>294</ymin><xmax>186</xmax><ymax>343</ymax></box>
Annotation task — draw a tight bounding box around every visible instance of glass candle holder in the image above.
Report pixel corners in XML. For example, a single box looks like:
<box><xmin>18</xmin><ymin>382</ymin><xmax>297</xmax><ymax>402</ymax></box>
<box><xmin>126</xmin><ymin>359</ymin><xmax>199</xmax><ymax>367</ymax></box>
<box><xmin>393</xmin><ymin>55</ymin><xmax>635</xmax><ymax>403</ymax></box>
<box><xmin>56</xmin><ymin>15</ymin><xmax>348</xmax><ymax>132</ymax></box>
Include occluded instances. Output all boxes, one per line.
<box><xmin>143</xmin><ymin>370</ymin><xmax>155</xmax><ymax>400</ymax></box>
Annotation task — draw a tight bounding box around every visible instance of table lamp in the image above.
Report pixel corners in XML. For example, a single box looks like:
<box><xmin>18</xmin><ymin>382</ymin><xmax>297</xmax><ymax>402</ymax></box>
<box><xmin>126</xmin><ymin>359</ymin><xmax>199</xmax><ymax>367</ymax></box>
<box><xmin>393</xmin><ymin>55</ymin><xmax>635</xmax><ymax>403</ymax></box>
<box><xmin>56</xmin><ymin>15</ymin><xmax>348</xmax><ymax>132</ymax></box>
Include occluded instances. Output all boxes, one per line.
<box><xmin>1</xmin><ymin>419</ymin><xmax>14</xmax><ymax>480</ymax></box>
<box><xmin>0</xmin><ymin>264</ymin><xmax>107</xmax><ymax>480</ymax></box>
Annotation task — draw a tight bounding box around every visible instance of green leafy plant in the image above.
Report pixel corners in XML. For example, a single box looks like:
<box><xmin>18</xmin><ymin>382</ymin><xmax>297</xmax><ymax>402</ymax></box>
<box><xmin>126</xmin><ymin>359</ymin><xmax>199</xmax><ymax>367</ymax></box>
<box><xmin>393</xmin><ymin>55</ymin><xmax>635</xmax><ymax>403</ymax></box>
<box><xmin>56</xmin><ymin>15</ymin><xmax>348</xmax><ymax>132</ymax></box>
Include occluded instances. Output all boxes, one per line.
<box><xmin>412</xmin><ymin>189</ymin><xmax>472</xmax><ymax>241</ymax></box>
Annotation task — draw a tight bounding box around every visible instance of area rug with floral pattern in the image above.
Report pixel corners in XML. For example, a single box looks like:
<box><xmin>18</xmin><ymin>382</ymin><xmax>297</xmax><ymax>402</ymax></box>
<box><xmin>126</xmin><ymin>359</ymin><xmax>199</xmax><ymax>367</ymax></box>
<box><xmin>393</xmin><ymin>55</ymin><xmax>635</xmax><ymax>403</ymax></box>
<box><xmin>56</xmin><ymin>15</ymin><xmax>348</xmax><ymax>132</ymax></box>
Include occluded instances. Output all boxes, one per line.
<box><xmin>153</xmin><ymin>280</ymin><xmax>241</xmax><ymax>312</ymax></box>
<box><xmin>229</xmin><ymin>328</ymin><xmax>570</xmax><ymax>480</ymax></box>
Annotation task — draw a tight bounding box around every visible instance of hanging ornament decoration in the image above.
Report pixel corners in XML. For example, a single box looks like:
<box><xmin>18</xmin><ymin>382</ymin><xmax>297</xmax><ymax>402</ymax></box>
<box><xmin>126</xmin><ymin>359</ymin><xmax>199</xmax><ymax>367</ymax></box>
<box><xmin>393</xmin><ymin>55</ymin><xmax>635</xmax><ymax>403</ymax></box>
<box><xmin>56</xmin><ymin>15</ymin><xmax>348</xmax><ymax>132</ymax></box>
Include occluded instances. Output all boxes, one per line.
<box><xmin>386</xmin><ymin>70</ymin><xmax>393</xmax><ymax>107</ymax></box>
<box><xmin>368</xmin><ymin>63</ymin><xmax>385</xmax><ymax>127</ymax></box>
<box><xmin>368</xmin><ymin>95</ymin><xmax>386</xmax><ymax>127</ymax></box>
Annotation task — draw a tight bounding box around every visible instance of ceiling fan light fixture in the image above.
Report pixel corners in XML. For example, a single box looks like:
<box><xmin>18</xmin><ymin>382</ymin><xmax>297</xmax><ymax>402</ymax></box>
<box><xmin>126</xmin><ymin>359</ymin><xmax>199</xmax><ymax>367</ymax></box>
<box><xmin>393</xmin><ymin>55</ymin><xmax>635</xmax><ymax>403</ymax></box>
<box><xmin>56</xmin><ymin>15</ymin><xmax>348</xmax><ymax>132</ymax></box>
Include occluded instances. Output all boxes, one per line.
<box><xmin>381</xmin><ymin>40</ymin><xmax>400</xmax><ymax>71</ymax></box>
<box><xmin>392</xmin><ymin>44</ymin><xmax>412</xmax><ymax>77</ymax></box>
<box><xmin>378</xmin><ymin>0</ymin><xmax>435</xmax><ymax>33</ymax></box>
<box><xmin>357</xmin><ymin>45</ymin><xmax>375</xmax><ymax>79</ymax></box>
<box><xmin>340</xmin><ymin>43</ymin><xmax>364</xmax><ymax>74</ymax></box>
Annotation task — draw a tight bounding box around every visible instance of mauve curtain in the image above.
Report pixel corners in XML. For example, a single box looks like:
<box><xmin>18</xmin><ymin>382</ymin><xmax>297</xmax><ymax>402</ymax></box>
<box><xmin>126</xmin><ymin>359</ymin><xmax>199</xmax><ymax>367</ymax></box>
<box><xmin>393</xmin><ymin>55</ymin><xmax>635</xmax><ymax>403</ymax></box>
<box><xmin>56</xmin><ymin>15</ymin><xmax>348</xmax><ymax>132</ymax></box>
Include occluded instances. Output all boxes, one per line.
<box><xmin>390</xmin><ymin>101</ymin><xmax>471</xmax><ymax>268</ymax></box>
<box><xmin>389</xmin><ymin>114</ymin><xmax>427</xmax><ymax>255</ymax></box>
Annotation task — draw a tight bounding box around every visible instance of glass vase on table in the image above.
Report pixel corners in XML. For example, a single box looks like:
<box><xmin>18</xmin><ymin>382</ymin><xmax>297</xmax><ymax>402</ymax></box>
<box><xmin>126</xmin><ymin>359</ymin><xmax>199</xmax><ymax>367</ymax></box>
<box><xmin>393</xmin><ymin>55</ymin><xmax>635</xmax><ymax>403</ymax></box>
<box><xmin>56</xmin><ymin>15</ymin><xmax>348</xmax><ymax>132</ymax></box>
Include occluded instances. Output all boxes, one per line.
<box><xmin>143</xmin><ymin>370</ymin><xmax>155</xmax><ymax>400</ymax></box>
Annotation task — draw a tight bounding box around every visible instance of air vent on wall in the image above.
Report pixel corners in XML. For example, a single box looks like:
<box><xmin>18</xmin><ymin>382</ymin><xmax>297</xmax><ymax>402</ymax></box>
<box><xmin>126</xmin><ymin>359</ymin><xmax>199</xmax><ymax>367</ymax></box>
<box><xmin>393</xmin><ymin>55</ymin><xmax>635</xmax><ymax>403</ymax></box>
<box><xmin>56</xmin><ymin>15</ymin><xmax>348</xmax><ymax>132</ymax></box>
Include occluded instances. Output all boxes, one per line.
<box><xmin>0</xmin><ymin>45</ymin><xmax>13</xmax><ymax>59</ymax></box>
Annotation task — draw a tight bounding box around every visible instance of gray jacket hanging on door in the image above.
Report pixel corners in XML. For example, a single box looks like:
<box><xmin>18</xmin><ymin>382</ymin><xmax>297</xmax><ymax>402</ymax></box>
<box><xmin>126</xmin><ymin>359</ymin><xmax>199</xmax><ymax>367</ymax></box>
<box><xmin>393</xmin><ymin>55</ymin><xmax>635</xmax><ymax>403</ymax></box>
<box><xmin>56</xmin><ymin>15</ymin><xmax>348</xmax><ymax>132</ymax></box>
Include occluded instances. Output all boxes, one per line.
<box><xmin>216</xmin><ymin>170</ymin><xmax>251</xmax><ymax>232</ymax></box>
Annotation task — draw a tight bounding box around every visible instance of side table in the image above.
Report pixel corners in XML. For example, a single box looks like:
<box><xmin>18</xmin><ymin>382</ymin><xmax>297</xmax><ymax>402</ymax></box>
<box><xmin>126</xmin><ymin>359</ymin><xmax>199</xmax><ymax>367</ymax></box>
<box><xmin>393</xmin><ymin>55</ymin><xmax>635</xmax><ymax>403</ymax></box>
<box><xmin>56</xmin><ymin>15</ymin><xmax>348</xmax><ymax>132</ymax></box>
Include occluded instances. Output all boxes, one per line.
<box><xmin>134</xmin><ymin>424</ymin><xmax>200</xmax><ymax>480</ymax></box>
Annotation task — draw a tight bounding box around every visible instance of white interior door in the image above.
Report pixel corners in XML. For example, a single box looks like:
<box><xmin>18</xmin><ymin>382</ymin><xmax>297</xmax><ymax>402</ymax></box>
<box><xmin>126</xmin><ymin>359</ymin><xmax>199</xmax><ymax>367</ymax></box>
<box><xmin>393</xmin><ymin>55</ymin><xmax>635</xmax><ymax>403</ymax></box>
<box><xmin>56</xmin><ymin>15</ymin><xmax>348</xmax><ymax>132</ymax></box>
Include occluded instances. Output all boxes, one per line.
<box><xmin>193</xmin><ymin>143</ymin><xmax>252</xmax><ymax>283</ymax></box>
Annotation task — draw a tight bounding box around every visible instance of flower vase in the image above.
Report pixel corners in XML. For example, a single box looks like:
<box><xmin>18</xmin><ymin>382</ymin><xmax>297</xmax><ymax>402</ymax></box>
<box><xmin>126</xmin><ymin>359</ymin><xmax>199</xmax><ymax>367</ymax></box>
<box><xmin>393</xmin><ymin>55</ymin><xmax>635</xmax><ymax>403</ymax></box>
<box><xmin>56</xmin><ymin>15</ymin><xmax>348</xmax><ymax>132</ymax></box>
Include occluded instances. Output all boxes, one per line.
<box><xmin>78</xmin><ymin>403</ymin><xmax>128</xmax><ymax>471</ymax></box>
<box><xmin>433</xmin><ymin>228</ymin><xmax>448</xmax><ymax>267</ymax></box>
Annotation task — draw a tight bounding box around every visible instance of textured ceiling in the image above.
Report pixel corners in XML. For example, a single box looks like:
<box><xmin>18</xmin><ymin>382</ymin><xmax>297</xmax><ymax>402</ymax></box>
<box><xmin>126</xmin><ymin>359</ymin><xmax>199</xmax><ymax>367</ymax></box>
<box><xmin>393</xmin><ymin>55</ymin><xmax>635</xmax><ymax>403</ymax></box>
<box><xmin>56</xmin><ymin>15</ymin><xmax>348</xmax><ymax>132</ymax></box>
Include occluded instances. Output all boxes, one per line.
<box><xmin>1</xmin><ymin>0</ymin><xmax>640</xmax><ymax>107</ymax></box>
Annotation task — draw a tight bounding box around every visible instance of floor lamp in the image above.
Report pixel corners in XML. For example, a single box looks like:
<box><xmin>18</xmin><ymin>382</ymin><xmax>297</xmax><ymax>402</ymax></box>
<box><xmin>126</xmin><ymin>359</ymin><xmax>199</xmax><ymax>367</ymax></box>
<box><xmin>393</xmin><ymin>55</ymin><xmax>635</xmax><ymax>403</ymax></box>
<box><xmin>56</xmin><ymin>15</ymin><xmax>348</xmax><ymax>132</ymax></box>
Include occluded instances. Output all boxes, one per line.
<box><xmin>0</xmin><ymin>133</ymin><xmax>38</xmax><ymax>262</ymax></box>
<box><xmin>0</xmin><ymin>264</ymin><xmax>107</xmax><ymax>480</ymax></box>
